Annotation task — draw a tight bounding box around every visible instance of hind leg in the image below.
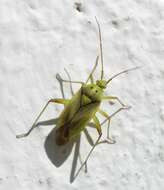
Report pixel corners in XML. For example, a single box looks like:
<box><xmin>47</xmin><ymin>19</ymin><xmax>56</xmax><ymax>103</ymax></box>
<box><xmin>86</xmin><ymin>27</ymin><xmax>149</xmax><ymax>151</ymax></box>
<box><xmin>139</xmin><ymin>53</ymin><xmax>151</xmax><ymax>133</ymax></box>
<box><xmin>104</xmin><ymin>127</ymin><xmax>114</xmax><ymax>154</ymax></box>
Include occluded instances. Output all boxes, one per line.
<box><xmin>16</xmin><ymin>99</ymin><xmax>69</xmax><ymax>138</ymax></box>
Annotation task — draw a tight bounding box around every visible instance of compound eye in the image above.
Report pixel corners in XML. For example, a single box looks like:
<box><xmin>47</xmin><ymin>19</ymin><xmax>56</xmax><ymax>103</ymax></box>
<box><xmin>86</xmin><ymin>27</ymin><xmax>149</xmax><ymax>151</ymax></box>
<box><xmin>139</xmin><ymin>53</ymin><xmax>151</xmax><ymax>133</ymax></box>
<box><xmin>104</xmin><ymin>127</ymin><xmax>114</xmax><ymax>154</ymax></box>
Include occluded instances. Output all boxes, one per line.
<box><xmin>90</xmin><ymin>86</ymin><xmax>93</xmax><ymax>89</ymax></box>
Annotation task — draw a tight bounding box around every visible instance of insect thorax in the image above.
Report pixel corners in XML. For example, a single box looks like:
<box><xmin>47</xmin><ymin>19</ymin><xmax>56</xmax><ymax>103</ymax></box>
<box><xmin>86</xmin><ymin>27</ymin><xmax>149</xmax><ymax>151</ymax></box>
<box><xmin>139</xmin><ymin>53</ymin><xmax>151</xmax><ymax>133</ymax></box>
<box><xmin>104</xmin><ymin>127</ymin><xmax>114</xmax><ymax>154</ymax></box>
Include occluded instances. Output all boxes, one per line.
<box><xmin>81</xmin><ymin>83</ymin><xmax>104</xmax><ymax>106</ymax></box>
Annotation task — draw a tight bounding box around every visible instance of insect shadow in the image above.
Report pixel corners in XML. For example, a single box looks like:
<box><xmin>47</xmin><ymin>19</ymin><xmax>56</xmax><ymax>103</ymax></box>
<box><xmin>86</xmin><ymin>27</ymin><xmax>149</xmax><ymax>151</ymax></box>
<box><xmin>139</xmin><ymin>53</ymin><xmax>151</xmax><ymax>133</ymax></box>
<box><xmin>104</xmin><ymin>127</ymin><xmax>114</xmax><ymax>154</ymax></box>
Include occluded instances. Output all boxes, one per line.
<box><xmin>34</xmin><ymin>72</ymin><xmax>94</xmax><ymax>183</ymax></box>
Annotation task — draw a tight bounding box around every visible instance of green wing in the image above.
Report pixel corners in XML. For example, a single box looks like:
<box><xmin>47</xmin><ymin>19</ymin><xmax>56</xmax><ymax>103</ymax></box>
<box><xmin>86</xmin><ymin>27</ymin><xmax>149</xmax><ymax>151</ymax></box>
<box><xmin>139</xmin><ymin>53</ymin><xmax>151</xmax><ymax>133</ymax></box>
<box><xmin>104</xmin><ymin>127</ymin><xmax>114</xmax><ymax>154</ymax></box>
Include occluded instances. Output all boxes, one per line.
<box><xmin>55</xmin><ymin>87</ymin><xmax>101</xmax><ymax>144</ymax></box>
<box><xmin>68</xmin><ymin>101</ymin><xmax>100</xmax><ymax>139</ymax></box>
<box><xmin>56</xmin><ymin>89</ymin><xmax>82</xmax><ymax>128</ymax></box>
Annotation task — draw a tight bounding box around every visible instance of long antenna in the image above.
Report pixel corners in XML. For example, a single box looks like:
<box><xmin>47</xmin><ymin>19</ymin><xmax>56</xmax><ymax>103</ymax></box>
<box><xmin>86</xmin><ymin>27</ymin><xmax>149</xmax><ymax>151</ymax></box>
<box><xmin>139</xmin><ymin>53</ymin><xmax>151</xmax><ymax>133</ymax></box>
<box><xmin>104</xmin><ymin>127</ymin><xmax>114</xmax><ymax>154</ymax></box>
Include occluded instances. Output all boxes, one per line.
<box><xmin>95</xmin><ymin>17</ymin><xmax>104</xmax><ymax>80</ymax></box>
<box><xmin>106</xmin><ymin>66</ymin><xmax>141</xmax><ymax>84</ymax></box>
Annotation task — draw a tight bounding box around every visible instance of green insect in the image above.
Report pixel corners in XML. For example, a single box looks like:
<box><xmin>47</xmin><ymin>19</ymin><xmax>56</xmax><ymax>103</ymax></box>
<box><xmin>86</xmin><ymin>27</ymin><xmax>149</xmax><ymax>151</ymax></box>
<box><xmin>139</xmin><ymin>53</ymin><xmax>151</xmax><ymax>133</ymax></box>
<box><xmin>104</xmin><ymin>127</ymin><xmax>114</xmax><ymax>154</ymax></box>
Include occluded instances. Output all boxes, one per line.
<box><xmin>16</xmin><ymin>18</ymin><xmax>139</xmax><ymax>177</ymax></box>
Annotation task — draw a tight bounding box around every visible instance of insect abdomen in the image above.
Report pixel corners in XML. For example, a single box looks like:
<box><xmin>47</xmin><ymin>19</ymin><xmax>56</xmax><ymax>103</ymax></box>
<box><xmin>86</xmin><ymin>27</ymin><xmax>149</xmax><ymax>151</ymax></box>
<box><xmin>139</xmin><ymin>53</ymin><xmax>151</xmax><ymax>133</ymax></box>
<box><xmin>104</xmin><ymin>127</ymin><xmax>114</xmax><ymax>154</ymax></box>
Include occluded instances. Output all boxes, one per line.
<box><xmin>55</xmin><ymin>125</ymin><xmax>69</xmax><ymax>145</ymax></box>
<box><xmin>55</xmin><ymin>132</ymin><xmax>68</xmax><ymax>146</ymax></box>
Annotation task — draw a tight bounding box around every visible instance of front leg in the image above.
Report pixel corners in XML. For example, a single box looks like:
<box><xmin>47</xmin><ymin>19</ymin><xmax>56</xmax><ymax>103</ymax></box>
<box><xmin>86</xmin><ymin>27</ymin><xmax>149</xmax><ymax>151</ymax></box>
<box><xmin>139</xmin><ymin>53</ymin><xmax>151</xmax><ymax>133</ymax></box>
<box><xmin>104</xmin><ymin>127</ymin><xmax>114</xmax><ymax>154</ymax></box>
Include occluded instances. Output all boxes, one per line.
<box><xmin>63</xmin><ymin>68</ymin><xmax>75</xmax><ymax>95</ymax></box>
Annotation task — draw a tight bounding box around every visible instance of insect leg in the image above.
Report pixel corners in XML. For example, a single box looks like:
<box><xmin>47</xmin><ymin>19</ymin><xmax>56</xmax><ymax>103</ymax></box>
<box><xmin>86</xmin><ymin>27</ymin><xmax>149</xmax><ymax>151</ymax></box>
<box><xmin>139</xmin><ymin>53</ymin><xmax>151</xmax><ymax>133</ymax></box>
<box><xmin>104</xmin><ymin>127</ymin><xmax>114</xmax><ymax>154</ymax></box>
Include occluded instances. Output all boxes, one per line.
<box><xmin>78</xmin><ymin>149</ymin><xmax>88</xmax><ymax>173</ymax></box>
<box><xmin>102</xmin><ymin>96</ymin><xmax>131</xmax><ymax>108</ymax></box>
<box><xmin>57</xmin><ymin>55</ymin><xmax>99</xmax><ymax>85</ymax></box>
<box><xmin>89</xmin><ymin>74</ymin><xmax>94</xmax><ymax>84</ymax></box>
<box><xmin>16</xmin><ymin>98</ymin><xmax>69</xmax><ymax>138</ymax></box>
<box><xmin>56</xmin><ymin>73</ymin><xmax>84</xmax><ymax>85</ymax></box>
<box><xmin>85</xmin><ymin>56</ymin><xmax>99</xmax><ymax>83</ymax></box>
<box><xmin>100</xmin><ymin>107</ymin><xmax>130</xmax><ymax>143</ymax></box>
<box><xmin>74</xmin><ymin>115</ymin><xmax>102</xmax><ymax>179</ymax></box>
<box><xmin>64</xmin><ymin>68</ymin><xmax>74</xmax><ymax>95</ymax></box>
<box><xmin>83</xmin><ymin>128</ymin><xmax>94</xmax><ymax>146</ymax></box>
<box><xmin>98</xmin><ymin>109</ymin><xmax>114</xmax><ymax>143</ymax></box>
<box><xmin>98</xmin><ymin>109</ymin><xmax>110</xmax><ymax>118</ymax></box>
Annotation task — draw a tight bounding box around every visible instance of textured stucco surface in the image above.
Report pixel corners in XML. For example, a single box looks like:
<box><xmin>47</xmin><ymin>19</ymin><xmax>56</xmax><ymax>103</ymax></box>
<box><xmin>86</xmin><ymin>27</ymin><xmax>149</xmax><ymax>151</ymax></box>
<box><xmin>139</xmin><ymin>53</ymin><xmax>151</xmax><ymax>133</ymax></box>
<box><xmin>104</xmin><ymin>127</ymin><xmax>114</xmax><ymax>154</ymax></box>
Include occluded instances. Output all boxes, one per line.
<box><xmin>1</xmin><ymin>0</ymin><xmax>164</xmax><ymax>189</ymax></box>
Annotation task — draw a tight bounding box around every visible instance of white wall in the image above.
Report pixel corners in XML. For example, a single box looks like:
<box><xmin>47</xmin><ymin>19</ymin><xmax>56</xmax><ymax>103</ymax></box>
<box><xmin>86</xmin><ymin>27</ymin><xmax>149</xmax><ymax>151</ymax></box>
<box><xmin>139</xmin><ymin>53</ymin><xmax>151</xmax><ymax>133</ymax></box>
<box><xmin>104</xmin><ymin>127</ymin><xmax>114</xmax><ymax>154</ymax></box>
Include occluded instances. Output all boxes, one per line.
<box><xmin>0</xmin><ymin>0</ymin><xmax>164</xmax><ymax>189</ymax></box>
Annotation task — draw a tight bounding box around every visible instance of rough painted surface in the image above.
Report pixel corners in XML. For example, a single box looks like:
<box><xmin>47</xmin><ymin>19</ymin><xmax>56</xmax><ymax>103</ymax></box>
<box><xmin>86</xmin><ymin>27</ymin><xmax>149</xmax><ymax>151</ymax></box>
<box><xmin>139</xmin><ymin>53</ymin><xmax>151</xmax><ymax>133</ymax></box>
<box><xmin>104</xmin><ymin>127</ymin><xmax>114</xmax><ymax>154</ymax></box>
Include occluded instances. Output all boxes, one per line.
<box><xmin>1</xmin><ymin>0</ymin><xmax>164</xmax><ymax>189</ymax></box>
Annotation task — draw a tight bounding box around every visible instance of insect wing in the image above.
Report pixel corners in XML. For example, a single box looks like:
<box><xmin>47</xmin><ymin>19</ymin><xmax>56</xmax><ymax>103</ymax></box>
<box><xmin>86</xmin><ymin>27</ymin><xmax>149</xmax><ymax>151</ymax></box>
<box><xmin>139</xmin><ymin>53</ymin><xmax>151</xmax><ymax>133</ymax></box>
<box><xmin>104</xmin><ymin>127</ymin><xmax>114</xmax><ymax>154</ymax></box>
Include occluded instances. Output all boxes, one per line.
<box><xmin>68</xmin><ymin>102</ymin><xmax>100</xmax><ymax>139</ymax></box>
<box><xmin>56</xmin><ymin>89</ymin><xmax>82</xmax><ymax>128</ymax></box>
